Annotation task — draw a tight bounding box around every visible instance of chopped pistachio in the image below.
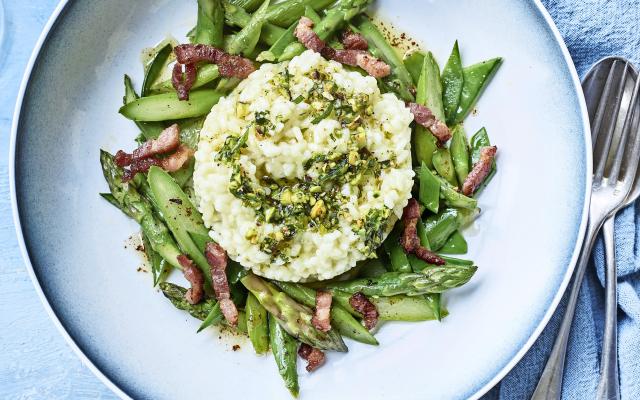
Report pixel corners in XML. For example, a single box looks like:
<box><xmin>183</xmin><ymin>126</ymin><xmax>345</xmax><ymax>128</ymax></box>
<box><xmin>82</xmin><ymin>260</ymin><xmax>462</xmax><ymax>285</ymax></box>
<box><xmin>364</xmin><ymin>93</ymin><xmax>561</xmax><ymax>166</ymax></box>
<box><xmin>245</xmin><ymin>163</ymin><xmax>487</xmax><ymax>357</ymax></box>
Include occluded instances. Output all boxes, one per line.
<box><xmin>348</xmin><ymin>151</ymin><xmax>360</xmax><ymax>165</ymax></box>
<box><xmin>280</xmin><ymin>189</ymin><xmax>292</xmax><ymax>205</ymax></box>
<box><xmin>310</xmin><ymin>199</ymin><xmax>326</xmax><ymax>219</ymax></box>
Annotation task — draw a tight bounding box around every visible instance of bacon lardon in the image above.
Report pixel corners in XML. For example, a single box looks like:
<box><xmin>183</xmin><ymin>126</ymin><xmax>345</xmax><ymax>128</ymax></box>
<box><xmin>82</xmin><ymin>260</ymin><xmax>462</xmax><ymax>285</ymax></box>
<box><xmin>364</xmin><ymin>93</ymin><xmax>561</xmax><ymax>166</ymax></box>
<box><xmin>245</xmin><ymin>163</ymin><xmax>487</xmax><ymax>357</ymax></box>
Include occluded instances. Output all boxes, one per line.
<box><xmin>340</xmin><ymin>29</ymin><xmax>369</xmax><ymax>51</ymax></box>
<box><xmin>115</xmin><ymin>124</ymin><xmax>180</xmax><ymax>168</ymax></box>
<box><xmin>462</xmin><ymin>146</ymin><xmax>497</xmax><ymax>196</ymax></box>
<box><xmin>400</xmin><ymin>199</ymin><xmax>446</xmax><ymax>266</ymax></box>
<box><xmin>298</xmin><ymin>343</ymin><xmax>326</xmax><ymax>372</ymax></box>
<box><xmin>407</xmin><ymin>102</ymin><xmax>452</xmax><ymax>143</ymax></box>
<box><xmin>177</xmin><ymin>255</ymin><xmax>204</xmax><ymax>305</ymax></box>
<box><xmin>349</xmin><ymin>292</ymin><xmax>379</xmax><ymax>330</ymax></box>
<box><xmin>294</xmin><ymin>17</ymin><xmax>390</xmax><ymax>78</ymax></box>
<box><xmin>205</xmin><ymin>242</ymin><xmax>239</xmax><ymax>326</ymax></box>
<box><xmin>311</xmin><ymin>290</ymin><xmax>332</xmax><ymax>333</ymax></box>
<box><xmin>174</xmin><ymin>44</ymin><xmax>256</xmax><ymax>79</ymax></box>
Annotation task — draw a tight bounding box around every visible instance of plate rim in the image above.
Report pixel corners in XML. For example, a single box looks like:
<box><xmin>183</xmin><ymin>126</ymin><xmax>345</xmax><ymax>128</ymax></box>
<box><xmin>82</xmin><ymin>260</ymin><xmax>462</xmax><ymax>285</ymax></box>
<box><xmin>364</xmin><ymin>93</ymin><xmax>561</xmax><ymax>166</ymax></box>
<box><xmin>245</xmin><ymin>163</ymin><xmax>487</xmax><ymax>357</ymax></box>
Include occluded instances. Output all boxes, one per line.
<box><xmin>8</xmin><ymin>1</ymin><xmax>592</xmax><ymax>399</ymax></box>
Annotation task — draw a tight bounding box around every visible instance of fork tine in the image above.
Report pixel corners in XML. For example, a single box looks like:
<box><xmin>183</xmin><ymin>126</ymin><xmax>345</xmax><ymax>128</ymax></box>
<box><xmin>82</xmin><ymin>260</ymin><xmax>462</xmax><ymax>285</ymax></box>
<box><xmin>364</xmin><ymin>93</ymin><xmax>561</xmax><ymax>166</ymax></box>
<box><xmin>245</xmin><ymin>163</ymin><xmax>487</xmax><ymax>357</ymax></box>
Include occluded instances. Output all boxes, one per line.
<box><xmin>609</xmin><ymin>71</ymin><xmax>640</xmax><ymax>183</ymax></box>
<box><xmin>594</xmin><ymin>62</ymin><xmax>629</xmax><ymax>184</ymax></box>
<box><xmin>591</xmin><ymin>60</ymin><xmax>620</xmax><ymax>144</ymax></box>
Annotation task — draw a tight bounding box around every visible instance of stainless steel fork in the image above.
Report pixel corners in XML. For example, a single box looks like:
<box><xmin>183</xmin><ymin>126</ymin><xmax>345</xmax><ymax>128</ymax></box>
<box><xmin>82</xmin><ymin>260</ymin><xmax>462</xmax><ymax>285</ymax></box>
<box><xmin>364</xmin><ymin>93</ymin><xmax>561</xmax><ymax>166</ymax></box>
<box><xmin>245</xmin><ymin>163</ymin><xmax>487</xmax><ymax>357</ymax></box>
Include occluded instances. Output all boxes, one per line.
<box><xmin>590</xmin><ymin>59</ymin><xmax>640</xmax><ymax>400</ymax></box>
<box><xmin>531</xmin><ymin>58</ymin><xmax>640</xmax><ymax>400</ymax></box>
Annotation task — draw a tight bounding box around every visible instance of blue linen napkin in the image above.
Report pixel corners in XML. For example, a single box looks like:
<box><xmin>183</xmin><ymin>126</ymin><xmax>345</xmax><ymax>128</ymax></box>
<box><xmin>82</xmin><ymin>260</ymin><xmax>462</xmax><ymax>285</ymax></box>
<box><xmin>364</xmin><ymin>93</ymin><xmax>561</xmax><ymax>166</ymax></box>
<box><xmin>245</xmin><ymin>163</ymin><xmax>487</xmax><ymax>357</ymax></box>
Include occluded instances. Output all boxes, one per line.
<box><xmin>484</xmin><ymin>1</ymin><xmax>640</xmax><ymax>399</ymax></box>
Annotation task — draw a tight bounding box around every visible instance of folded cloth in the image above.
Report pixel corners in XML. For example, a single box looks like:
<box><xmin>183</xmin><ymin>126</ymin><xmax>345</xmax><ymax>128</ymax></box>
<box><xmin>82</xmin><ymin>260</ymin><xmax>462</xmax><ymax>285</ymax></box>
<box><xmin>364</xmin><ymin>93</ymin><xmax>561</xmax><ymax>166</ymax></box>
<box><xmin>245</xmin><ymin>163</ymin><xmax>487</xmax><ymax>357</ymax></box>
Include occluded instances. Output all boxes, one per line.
<box><xmin>485</xmin><ymin>1</ymin><xmax>640</xmax><ymax>399</ymax></box>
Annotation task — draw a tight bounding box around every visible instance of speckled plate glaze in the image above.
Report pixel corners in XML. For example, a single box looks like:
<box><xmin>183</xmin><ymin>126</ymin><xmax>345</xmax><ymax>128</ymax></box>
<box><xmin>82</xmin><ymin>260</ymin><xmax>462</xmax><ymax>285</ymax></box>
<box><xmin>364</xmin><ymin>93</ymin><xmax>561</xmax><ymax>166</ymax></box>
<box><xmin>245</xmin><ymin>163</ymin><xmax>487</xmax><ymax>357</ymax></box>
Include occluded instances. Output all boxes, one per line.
<box><xmin>10</xmin><ymin>1</ymin><xmax>591</xmax><ymax>399</ymax></box>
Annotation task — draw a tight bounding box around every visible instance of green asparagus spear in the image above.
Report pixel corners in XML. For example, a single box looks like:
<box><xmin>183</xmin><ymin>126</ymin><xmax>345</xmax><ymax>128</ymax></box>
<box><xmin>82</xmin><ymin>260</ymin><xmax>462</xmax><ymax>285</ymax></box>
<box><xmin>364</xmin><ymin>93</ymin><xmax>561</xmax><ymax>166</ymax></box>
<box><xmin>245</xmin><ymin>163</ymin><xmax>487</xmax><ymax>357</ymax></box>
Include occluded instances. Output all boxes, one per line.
<box><xmin>119</xmin><ymin>89</ymin><xmax>224</xmax><ymax>121</ymax></box>
<box><xmin>357</xmin><ymin>257</ymin><xmax>388</xmax><ymax>278</ymax></box>
<box><xmin>169</xmin><ymin>158</ymin><xmax>195</xmax><ymax>189</ymax></box>
<box><xmin>100</xmin><ymin>151</ymin><xmax>183</xmax><ymax>270</ymax></box>
<box><xmin>223</xmin><ymin>1</ymin><xmax>286</xmax><ymax>46</ymax></box>
<box><xmin>226</xmin><ymin>0</ymin><xmax>271</xmax><ymax>56</ymax></box>
<box><xmin>256</xmin><ymin>21</ymin><xmax>297</xmax><ymax>62</ymax></box>
<box><xmin>177</xmin><ymin>117</ymin><xmax>206</xmax><ymax>149</ymax></box>
<box><xmin>469</xmin><ymin>127</ymin><xmax>497</xmax><ymax>195</ymax></box>
<box><xmin>195</xmin><ymin>0</ymin><xmax>225</xmax><ymax>47</ymax></box>
<box><xmin>279</xmin><ymin>0</ymin><xmax>371</xmax><ymax>61</ymax></box>
<box><xmin>326</xmin><ymin>266</ymin><xmax>477</xmax><ymax>296</ymax></box>
<box><xmin>413</xmin><ymin>129</ymin><xmax>438</xmax><ymax>169</ymax></box>
<box><xmin>304</xmin><ymin>5</ymin><xmax>322</xmax><ymax>23</ymax></box>
<box><xmin>412</xmin><ymin>53</ymin><xmax>441</xmax><ymax>167</ymax></box>
<box><xmin>372</xmin><ymin>295</ymin><xmax>446</xmax><ymax>321</ymax></box>
<box><xmin>432</xmin><ymin>148</ymin><xmax>458</xmax><ymax>187</ymax></box>
<box><xmin>159</xmin><ymin>282</ymin><xmax>217</xmax><ymax>320</ymax></box>
<box><xmin>416</xmin><ymin>216</ymin><xmax>431</xmax><ymax>249</ymax></box>
<box><xmin>441</xmin><ymin>41</ymin><xmax>464</xmax><ymax>124</ymax></box>
<box><xmin>246</xmin><ymin>292</ymin><xmax>270</xmax><ymax>354</ymax></box>
<box><xmin>450</xmin><ymin>125</ymin><xmax>470</xmax><ymax>184</ymax></box>
<box><xmin>453</xmin><ymin>57</ymin><xmax>502</xmax><ymax>124</ymax></box>
<box><xmin>422</xmin><ymin>207</ymin><xmax>476</xmax><ymax>251</ymax></box>
<box><xmin>197</xmin><ymin>284</ymin><xmax>247</xmax><ymax>332</ymax></box>
<box><xmin>142</xmin><ymin>233</ymin><xmax>170</xmax><ymax>286</ymax></box>
<box><xmin>227</xmin><ymin>0</ymin><xmax>263</xmax><ymax>11</ymax></box>
<box><xmin>423</xmin><ymin>208</ymin><xmax>459</xmax><ymax>252</ymax></box>
<box><xmin>197</xmin><ymin>303</ymin><xmax>224</xmax><ymax>330</ymax></box>
<box><xmin>439</xmin><ymin>255</ymin><xmax>474</xmax><ymax>266</ymax></box>
<box><xmin>404</xmin><ymin>51</ymin><xmax>426</xmax><ymax>85</ymax></box>
<box><xmin>150</xmin><ymin>64</ymin><xmax>221</xmax><ymax>94</ymax></box>
<box><xmin>123</xmin><ymin>75</ymin><xmax>165</xmax><ymax>139</ymax></box>
<box><xmin>275</xmin><ymin>282</ymin><xmax>378</xmax><ymax>345</ymax></box>
<box><xmin>241</xmin><ymin>273</ymin><xmax>347</xmax><ymax>351</ymax></box>
<box><xmin>353</xmin><ymin>15</ymin><xmax>414</xmax><ymax>101</ymax></box>
<box><xmin>142</xmin><ymin>43</ymin><xmax>173</xmax><ymax>97</ymax></box>
<box><xmin>237</xmin><ymin>310</ymin><xmax>248</xmax><ymax>334</ymax></box>
<box><xmin>419</xmin><ymin>51</ymin><xmax>445</xmax><ymax>122</ymax></box>
<box><xmin>435</xmin><ymin>174</ymin><xmax>478</xmax><ymax>210</ymax></box>
<box><xmin>439</xmin><ymin>230</ymin><xmax>468</xmax><ymax>254</ymax></box>
<box><xmin>100</xmin><ymin>192</ymin><xmax>126</xmax><ymax>213</ymax></box>
<box><xmin>382</xmin><ymin>224</ymin><xmax>412</xmax><ymax>273</ymax></box>
<box><xmin>417</xmin><ymin>163</ymin><xmax>440</xmax><ymax>214</ymax></box>
<box><xmin>147</xmin><ymin>166</ymin><xmax>213</xmax><ymax>283</ymax></box>
<box><xmin>269</xmin><ymin>315</ymin><xmax>300</xmax><ymax>397</ymax></box>
<box><xmin>265</xmin><ymin>0</ymin><xmax>335</xmax><ymax>27</ymax></box>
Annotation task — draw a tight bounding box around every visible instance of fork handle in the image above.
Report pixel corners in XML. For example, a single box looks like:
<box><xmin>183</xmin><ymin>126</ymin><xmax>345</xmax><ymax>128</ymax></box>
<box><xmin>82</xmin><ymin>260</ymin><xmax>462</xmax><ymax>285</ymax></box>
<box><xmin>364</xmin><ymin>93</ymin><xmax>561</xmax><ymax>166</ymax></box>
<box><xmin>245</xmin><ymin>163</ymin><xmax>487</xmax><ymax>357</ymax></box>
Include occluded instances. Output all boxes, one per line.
<box><xmin>596</xmin><ymin>216</ymin><xmax>620</xmax><ymax>400</ymax></box>
<box><xmin>531</xmin><ymin>217</ymin><xmax>604</xmax><ymax>400</ymax></box>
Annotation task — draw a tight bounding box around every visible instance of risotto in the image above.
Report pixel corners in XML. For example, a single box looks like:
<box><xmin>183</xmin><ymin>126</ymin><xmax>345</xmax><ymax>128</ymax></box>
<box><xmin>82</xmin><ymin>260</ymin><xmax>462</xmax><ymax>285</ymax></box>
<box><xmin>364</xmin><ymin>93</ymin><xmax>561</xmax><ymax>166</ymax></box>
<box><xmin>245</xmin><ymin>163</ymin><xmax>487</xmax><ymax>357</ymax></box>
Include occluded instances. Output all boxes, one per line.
<box><xmin>194</xmin><ymin>50</ymin><xmax>414</xmax><ymax>281</ymax></box>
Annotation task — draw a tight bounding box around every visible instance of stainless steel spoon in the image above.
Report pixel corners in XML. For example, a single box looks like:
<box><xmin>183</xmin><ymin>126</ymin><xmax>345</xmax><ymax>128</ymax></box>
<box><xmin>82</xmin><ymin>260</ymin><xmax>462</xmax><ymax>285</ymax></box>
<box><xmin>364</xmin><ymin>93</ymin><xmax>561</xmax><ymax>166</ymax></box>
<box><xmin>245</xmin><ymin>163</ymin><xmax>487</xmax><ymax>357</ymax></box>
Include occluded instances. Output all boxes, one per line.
<box><xmin>532</xmin><ymin>57</ymin><xmax>640</xmax><ymax>400</ymax></box>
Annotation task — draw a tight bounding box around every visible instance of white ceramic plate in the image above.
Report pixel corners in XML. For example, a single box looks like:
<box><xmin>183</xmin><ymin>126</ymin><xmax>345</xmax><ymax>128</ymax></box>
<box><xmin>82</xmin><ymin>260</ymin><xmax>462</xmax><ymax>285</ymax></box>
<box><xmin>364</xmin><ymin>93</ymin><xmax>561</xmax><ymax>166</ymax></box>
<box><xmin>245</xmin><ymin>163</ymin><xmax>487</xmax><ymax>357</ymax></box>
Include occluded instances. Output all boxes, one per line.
<box><xmin>10</xmin><ymin>1</ymin><xmax>590</xmax><ymax>399</ymax></box>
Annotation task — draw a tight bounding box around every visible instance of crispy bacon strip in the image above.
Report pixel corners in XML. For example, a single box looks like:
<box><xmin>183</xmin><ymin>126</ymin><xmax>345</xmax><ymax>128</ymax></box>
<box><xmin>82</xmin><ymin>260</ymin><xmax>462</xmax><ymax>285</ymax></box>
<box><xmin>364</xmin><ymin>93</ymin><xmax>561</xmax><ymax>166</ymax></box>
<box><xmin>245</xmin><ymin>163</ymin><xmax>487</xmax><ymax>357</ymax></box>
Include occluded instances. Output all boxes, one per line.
<box><xmin>294</xmin><ymin>17</ymin><xmax>326</xmax><ymax>53</ymax></box>
<box><xmin>408</xmin><ymin>102</ymin><xmax>452</xmax><ymax>143</ymax></box>
<box><xmin>121</xmin><ymin>145</ymin><xmax>194</xmax><ymax>182</ymax></box>
<box><xmin>122</xmin><ymin>157</ymin><xmax>161</xmax><ymax>182</ymax></box>
<box><xmin>174</xmin><ymin>44</ymin><xmax>256</xmax><ymax>79</ymax></box>
<box><xmin>341</xmin><ymin>29</ymin><xmax>368</xmax><ymax>50</ymax></box>
<box><xmin>115</xmin><ymin>124</ymin><xmax>180</xmax><ymax>168</ymax></box>
<box><xmin>415</xmin><ymin>247</ymin><xmax>447</xmax><ymax>265</ymax></box>
<box><xmin>462</xmin><ymin>145</ymin><xmax>497</xmax><ymax>196</ymax></box>
<box><xmin>172</xmin><ymin>62</ymin><xmax>197</xmax><ymax>101</ymax></box>
<box><xmin>205</xmin><ymin>242</ymin><xmax>238</xmax><ymax>326</ymax></box>
<box><xmin>311</xmin><ymin>290</ymin><xmax>332</xmax><ymax>332</ymax></box>
<box><xmin>400</xmin><ymin>199</ymin><xmax>446</xmax><ymax>265</ymax></box>
<box><xmin>294</xmin><ymin>17</ymin><xmax>391</xmax><ymax>78</ymax></box>
<box><xmin>349</xmin><ymin>292</ymin><xmax>378</xmax><ymax>330</ymax></box>
<box><xmin>177</xmin><ymin>255</ymin><xmax>204</xmax><ymax>305</ymax></box>
<box><xmin>332</xmin><ymin>50</ymin><xmax>391</xmax><ymax>78</ymax></box>
<box><xmin>161</xmin><ymin>145</ymin><xmax>194</xmax><ymax>172</ymax></box>
<box><xmin>298</xmin><ymin>343</ymin><xmax>326</xmax><ymax>372</ymax></box>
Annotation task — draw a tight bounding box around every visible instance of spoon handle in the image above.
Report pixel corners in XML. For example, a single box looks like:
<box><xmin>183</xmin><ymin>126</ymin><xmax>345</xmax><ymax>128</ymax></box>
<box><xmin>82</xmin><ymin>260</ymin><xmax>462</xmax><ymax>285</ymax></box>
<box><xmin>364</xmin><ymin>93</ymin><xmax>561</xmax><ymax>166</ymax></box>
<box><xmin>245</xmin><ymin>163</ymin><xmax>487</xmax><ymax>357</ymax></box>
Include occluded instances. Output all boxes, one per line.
<box><xmin>531</xmin><ymin>217</ymin><xmax>603</xmax><ymax>400</ymax></box>
<box><xmin>596</xmin><ymin>216</ymin><xmax>620</xmax><ymax>400</ymax></box>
